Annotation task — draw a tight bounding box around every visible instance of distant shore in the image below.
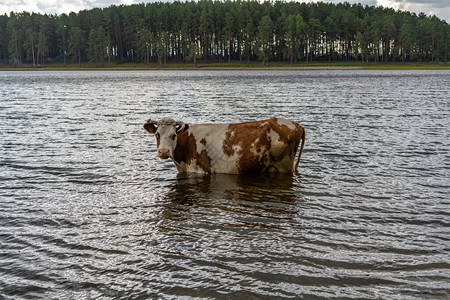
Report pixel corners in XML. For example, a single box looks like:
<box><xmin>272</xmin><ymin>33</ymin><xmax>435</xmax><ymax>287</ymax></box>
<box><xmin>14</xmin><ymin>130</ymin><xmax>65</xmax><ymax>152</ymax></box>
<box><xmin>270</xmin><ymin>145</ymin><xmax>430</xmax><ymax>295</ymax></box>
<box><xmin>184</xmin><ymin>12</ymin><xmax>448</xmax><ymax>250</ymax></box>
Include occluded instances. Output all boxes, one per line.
<box><xmin>1</xmin><ymin>62</ymin><xmax>449</xmax><ymax>71</ymax></box>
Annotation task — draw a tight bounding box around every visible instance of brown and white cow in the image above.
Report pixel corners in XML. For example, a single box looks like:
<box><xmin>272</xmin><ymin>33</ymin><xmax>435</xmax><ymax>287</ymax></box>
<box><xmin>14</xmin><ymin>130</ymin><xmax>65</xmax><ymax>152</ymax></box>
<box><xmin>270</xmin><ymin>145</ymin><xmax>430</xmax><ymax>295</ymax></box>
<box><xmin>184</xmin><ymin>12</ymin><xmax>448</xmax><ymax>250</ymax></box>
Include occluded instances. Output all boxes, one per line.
<box><xmin>144</xmin><ymin>118</ymin><xmax>305</xmax><ymax>174</ymax></box>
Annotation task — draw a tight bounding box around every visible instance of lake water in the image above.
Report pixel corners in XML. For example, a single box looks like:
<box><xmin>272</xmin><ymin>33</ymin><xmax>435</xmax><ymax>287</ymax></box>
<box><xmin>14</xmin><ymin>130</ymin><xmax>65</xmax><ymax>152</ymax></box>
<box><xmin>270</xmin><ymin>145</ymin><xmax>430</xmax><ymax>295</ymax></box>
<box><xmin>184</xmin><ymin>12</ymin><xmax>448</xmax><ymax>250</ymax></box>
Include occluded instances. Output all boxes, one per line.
<box><xmin>0</xmin><ymin>69</ymin><xmax>449</xmax><ymax>299</ymax></box>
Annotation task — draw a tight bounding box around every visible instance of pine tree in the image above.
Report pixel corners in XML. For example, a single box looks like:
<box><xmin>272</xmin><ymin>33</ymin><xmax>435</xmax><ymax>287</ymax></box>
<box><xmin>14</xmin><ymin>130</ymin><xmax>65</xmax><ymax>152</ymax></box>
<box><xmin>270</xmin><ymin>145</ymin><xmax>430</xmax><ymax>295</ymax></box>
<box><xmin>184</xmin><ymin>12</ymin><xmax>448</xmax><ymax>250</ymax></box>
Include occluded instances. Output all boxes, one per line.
<box><xmin>257</xmin><ymin>15</ymin><xmax>273</xmax><ymax>65</ymax></box>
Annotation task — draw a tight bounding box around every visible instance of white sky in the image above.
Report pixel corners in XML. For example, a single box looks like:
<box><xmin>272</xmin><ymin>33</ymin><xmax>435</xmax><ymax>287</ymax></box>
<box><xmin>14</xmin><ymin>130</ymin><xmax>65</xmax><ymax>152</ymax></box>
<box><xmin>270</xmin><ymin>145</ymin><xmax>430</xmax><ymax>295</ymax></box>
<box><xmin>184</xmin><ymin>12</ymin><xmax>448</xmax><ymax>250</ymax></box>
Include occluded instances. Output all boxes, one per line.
<box><xmin>0</xmin><ymin>0</ymin><xmax>449</xmax><ymax>23</ymax></box>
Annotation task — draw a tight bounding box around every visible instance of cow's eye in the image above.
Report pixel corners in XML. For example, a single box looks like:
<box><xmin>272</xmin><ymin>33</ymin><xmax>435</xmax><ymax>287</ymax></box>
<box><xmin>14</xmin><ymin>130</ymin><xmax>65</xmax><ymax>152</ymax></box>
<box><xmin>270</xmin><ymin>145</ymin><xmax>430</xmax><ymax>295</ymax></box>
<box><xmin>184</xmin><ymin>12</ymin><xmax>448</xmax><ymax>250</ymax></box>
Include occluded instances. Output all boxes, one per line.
<box><xmin>171</xmin><ymin>134</ymin><xmax>176</xmax><ymax>140</ymax></box>
<box><xmin>156</xmin><ymin>133</ymin><xmax>160</xmax><ymax>139</ymax></box>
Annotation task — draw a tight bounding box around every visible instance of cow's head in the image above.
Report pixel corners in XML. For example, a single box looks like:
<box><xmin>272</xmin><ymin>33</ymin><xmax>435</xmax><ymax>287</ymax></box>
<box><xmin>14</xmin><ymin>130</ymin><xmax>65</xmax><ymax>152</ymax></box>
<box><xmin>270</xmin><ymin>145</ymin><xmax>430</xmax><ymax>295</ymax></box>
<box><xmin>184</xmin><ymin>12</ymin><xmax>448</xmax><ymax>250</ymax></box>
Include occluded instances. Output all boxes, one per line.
<box><xmin>144</xmin><ymin>118</ymin><xmax>189</xmax><ymax>159</ymax></box>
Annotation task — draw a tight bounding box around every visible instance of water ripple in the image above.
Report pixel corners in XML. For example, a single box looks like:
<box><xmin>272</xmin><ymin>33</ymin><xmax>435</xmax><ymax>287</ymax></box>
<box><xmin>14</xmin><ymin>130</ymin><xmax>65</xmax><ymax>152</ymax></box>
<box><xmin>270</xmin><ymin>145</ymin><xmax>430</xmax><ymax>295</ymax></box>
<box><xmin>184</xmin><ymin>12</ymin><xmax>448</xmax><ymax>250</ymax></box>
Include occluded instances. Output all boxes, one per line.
<box><xmin>1</xmin><ymin>70</ymin><xmax>449</xmax><ymax>299</ymax></box>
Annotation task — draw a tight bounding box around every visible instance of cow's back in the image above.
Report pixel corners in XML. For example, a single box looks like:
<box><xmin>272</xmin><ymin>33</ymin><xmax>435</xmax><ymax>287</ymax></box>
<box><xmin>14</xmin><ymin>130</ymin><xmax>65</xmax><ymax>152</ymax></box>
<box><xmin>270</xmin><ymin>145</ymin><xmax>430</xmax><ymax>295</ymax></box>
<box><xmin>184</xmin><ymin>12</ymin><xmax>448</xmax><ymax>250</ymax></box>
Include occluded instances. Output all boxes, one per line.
<box><xmin>174</xmin><ymin>118</ymin><xmax>304</xmax><ymax>174</ymax></box>
<box><xmin>224</xmin><ymin>118</ymin><xmax>303</xmax><ymax>173</ymax></box>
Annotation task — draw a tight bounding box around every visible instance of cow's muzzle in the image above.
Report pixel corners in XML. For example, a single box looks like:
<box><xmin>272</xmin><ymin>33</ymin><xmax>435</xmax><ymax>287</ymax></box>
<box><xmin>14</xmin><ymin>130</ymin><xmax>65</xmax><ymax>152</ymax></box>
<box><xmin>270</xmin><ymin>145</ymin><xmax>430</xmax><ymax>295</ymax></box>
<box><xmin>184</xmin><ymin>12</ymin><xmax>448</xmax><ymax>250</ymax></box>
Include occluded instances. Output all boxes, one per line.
<box><xmin>158</xmin><ymin>149</ymin><xmax>171</xmax><ymax>159</ymax></box>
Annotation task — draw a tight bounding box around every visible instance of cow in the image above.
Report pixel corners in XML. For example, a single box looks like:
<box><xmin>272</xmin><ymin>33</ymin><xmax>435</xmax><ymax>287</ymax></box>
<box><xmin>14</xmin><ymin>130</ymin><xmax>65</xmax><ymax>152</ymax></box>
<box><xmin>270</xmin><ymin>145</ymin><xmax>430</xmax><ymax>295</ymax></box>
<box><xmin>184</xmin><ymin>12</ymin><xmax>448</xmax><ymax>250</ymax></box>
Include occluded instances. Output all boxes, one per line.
<box><xmin>143</xmin><ymin>118</ymin><xmax>305</xmax><ymax>174</ymax></box>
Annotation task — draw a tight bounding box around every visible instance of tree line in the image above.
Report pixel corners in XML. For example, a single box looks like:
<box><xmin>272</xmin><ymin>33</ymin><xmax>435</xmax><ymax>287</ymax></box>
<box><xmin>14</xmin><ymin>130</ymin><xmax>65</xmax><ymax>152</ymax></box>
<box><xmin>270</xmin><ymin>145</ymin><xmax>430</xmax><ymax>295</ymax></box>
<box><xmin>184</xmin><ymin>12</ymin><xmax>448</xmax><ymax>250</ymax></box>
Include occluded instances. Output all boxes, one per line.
<box><xmin>0</xmin><ymin>0</ymin><xmax>448</xmax><ymax>67</ymax></box>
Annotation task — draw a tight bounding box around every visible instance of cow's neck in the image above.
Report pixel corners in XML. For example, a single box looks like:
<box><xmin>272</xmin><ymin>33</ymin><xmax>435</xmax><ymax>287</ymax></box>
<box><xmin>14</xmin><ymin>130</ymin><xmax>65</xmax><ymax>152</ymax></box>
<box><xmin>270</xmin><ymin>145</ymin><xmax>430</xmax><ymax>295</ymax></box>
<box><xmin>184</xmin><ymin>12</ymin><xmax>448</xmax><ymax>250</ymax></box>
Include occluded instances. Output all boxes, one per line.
<box><xmin>173</xmin><ymin>131</ymin><xmax>192</xmax><ymax>166</ymax></box>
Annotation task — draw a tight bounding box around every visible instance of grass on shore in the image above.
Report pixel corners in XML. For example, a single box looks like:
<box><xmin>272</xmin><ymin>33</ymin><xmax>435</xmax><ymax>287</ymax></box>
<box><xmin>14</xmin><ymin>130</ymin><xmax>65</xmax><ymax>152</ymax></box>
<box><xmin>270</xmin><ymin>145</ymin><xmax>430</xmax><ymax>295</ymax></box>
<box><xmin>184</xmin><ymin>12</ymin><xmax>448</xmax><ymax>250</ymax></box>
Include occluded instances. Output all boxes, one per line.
<box><xmin>1</xmin><ymin>61</ymin><xmax>449</xmax><ymax>70</ymax></box>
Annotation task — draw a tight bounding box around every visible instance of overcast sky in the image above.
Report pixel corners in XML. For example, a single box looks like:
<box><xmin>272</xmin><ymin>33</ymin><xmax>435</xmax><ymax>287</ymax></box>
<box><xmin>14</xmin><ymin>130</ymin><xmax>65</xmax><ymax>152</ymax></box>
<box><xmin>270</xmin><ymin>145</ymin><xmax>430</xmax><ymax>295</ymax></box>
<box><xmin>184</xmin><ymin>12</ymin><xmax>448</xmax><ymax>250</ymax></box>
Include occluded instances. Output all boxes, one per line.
<box><xmin>0</xmin><ymin>0</ymin><xmax>449</xmax><ymax>22</ymax></box>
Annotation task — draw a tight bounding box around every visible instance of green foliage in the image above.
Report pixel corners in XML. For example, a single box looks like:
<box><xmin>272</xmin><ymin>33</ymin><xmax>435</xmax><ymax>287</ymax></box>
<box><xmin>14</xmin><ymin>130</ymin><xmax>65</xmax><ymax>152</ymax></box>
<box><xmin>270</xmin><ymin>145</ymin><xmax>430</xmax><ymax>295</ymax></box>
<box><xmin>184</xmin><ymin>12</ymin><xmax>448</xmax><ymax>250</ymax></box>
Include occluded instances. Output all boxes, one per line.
<box><xmin>0</xmin><ymin>1</ymin><xmax>448</xmax><ymax>66</ymax></box>
<box><xmin>257</xmin><ymin>15</ymin><xmax>273</xmax><ymax>64</ymax></box>
<box><xmin>88</xmin><ymin>26</ymin><xmax>106</xmax><ymax>66</ymax></box>
<box><xmin>68</xmin><ymin>26</ymin><xmax>86</xmax><ymax>66</ymax></box>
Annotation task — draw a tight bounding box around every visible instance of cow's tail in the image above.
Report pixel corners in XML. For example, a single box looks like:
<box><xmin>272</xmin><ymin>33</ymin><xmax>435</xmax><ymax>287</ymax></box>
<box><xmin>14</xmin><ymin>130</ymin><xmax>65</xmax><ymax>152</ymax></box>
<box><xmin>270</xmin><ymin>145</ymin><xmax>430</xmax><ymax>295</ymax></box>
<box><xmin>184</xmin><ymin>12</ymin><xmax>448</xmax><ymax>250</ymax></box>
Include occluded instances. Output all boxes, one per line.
<box><xmin>294</xmin><ymin>127</ymin><xmax>305</xmax><ymax>173</ymax></box>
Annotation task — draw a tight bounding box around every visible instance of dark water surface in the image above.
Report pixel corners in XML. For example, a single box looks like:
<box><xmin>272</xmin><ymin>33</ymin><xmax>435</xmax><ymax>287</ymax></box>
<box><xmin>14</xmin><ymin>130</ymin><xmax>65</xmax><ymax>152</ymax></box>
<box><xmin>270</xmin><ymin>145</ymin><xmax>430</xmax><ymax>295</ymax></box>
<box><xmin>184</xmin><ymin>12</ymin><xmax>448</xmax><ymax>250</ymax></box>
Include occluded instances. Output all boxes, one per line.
<box><xmin>0</xmin><ymin>70</ymin><xmax>449</xmax><ymax>299</ymax></box>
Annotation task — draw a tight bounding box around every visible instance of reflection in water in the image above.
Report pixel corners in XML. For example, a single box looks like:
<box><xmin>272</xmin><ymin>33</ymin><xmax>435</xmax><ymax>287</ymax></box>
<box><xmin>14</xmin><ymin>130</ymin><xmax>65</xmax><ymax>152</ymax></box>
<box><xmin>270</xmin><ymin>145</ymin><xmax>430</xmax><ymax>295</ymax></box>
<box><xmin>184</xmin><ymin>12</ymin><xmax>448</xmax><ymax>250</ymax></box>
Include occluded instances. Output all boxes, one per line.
<box><xmin>161</xmin><ymin>173</ymin><xmax>303</xmax><ymax>223</ymax></box>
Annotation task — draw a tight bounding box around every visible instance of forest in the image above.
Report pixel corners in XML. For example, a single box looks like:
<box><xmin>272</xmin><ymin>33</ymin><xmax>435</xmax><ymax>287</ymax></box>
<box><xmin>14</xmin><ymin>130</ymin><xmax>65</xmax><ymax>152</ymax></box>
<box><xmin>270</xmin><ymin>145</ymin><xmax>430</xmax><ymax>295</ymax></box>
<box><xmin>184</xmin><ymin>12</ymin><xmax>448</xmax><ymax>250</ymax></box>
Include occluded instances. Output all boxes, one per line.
<box><xmin>0</xmin><ymin>0</ymin><xmax>449</xmax><ymax>67</ymax></box>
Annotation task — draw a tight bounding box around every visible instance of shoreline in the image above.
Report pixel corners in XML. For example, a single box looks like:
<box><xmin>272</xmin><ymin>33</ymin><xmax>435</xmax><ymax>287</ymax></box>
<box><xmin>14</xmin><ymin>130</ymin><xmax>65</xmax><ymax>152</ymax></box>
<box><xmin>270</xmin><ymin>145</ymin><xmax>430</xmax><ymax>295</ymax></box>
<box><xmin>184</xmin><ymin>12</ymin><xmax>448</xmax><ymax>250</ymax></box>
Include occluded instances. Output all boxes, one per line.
<box><xmin>0</xmin><ymin>66</ymin><xmax>364</xmax><ymax>71</ymax></box>
<box><xmin>1</xmin><ymin>62</ymin><xmax>449</xmax><ymax>71</ymax></box>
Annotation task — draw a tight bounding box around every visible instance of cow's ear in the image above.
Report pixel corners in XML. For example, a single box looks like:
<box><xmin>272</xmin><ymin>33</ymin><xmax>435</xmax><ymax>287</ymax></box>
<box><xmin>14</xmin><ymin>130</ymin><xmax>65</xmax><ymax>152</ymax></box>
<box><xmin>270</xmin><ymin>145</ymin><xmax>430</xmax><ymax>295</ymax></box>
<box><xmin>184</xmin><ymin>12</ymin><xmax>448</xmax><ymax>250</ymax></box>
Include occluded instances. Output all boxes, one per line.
<box><xmin>176</xmin><ymin>123</ymin><xmax>189</xmax><ymax>134</ymax></box>
<box><xmin>144</xmin><ymin>122</ymin><xmax>157</xmax><ymax>134</ymax></box>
